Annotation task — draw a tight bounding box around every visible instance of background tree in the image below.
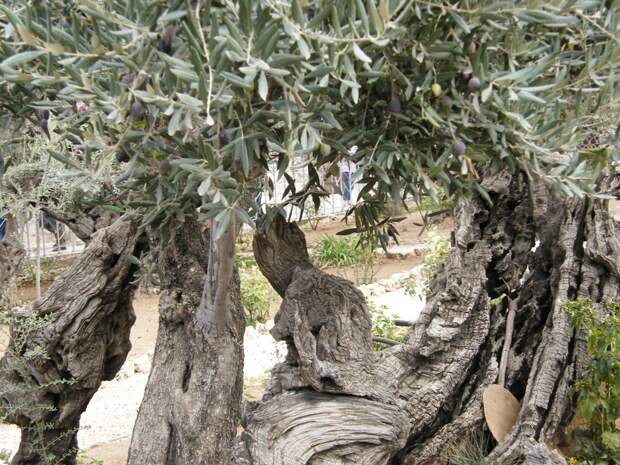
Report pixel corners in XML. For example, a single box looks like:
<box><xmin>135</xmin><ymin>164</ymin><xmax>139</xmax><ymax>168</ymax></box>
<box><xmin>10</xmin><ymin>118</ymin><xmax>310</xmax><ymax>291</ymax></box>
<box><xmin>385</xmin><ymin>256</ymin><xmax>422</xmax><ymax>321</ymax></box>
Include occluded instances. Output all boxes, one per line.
<box><xmin>0</xmin><ymin>1</ymin><xmax>619</xmax><ymax>465</ymax></box>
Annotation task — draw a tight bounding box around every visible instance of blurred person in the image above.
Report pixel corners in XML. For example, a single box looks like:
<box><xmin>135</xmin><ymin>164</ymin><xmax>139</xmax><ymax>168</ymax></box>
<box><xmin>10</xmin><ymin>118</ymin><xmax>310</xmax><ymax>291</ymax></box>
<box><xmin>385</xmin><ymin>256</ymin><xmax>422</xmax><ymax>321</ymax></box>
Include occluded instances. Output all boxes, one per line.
<box><xmin>339</xmin><ymin>158</ymin><xmax>357</xmax><ymax>206</ymax></box>
<box><xmin>40</xmin><ymin>212</ymin><xmax>66</xmax><ymax>252</ymax></box>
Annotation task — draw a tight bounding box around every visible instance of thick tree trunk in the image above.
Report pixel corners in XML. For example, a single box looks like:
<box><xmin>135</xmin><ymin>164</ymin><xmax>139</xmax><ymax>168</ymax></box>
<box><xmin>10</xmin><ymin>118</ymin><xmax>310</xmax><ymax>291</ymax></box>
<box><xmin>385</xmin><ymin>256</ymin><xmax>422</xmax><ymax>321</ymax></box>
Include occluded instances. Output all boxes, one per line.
<box><xmin>0</xmin><ymin>238</ymin><xmax>25</xmax><ymax>312</ymax></box>
<box><xmin>0</xmin><ymin>218</ymin><xmax>138</xmax><ymax>465</ymax></box>
<box><xmin>235</xmin><ymin>170</ymin><xmax>619</xmax><ymax>465</ymax></box>
<box><xmin>128</xmin><ymin>216</ymin><xmax>245</xmax><ymax>465</ymax></box>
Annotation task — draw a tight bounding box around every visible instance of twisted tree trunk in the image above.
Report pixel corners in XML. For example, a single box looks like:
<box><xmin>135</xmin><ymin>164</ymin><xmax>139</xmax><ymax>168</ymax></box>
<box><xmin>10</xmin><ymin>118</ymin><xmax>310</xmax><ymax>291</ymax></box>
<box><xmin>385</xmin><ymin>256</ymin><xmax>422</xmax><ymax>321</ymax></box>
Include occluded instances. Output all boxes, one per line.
<box><xmin>235</xmin><ymin>170</ymin><xmax>619</xmax><ymax>465</ymax></box>
<box><xmin>0</xmin><ymin>217</ymin><xmax>139</xmax><ymax>465</ymax></box>
<box><xmin>128</xmin><ymin>216</ymin><xmax>245</xmax><ymax>465</ymax></box>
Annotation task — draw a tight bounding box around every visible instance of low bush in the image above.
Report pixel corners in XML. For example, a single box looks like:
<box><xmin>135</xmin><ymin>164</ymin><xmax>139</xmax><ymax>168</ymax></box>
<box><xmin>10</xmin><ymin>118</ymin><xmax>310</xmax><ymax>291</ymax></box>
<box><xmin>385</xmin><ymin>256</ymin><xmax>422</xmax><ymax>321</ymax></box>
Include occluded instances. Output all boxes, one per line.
<box><xmin>0</xmin><ymin>309</ymin><xmax>77</xmax><ymax>465</ymax></box>
<box><xmin>564</xmin><ymin>300</ymin><xmax>620</xmax><ymax>464</ymax></box>
<box><xmin>368</xmin><ymin>300</ymin><xmax>405</xmax><ymax>351</ymax></box>
<box><xmin>312</xmin><ymin>235</ymin><xmax>378</xmax><ymax>284</ymax></box>
<box><xmin>237</xmin><ymin>256</ymin><xmax>278</xmax><ymax>327</ymax></box>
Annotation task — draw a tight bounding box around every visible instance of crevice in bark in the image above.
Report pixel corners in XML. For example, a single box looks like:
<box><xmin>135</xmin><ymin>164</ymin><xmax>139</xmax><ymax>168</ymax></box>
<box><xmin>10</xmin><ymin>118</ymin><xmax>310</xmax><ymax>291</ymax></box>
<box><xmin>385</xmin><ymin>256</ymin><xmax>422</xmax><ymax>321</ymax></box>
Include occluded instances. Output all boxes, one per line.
<box><xmin>0</xmin><ymin>217</ymin><xmax>139</xmax><ymax>465</ymax></box>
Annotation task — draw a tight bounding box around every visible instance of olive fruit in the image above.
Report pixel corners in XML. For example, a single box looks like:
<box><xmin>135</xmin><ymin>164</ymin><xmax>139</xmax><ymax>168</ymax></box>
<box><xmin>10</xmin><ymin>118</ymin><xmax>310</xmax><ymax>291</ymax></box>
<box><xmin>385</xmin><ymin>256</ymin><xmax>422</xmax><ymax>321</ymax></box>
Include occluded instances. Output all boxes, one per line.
<box><xmin>122</xmin><ymin>74</ymin><xmax>135</xmax><ymax>86</ymax></box>
<box><xmin>116</xmin><ymin>149</ymin><xmax>130</xmax><ymax>163</ymax></box>
<box><xmin>439</xmin><ymin>95</ymin><xmax>453</xmax><ymax>109</ymax></box>
<box><xmin>158</xmin><ymin>159</ymin><xmax>172</xmax><ymax>175</ymax></box>
<box><xmin>431</xmin><ymin>83</ymin><xmax>442</xmax><ymax>97</ymax></box>
<box><xmin>159</xmin><ymin>26</ymin><xmax>177</xmax><ymax>54</ymax></box>
<box><xmin>388</xmin><ymin>97</ymin><xmax>402</xmax><ymax>114</ymax></box>
<box><xmin>452</xmin><ymin>140</ymin><xmax>466</xmax><ymax>156</ymax></box>
<box><xmin>219</xmin><ymin>129</ymin><xmax>232</xmax><ymax>147</ymax></box>
<box><xmin>467</xmin><ymin>77</ymin><xmax>481</xmax><ymax>93</ymax></box>
<box><xmin>130</xmin><ymin>101</ymin><xmax>145</xmax><ymax>120</ymax></box>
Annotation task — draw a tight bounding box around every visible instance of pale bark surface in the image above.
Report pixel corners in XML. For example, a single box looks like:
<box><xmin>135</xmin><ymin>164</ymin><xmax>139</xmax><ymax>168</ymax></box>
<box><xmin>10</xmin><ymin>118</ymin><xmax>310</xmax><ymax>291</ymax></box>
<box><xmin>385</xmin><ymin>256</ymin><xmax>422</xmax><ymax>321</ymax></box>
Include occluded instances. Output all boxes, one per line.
<box><xmin>128</xmin><ymin>216</ymin><xmax>245</xmax><ymax>465</ymax></box>
<box><xmin>0</xmin><ymin>218</ymin><xmax>138</xmax><ymax>465</ymax></box>
<box><xmin>236</xmin><ymin>170</ymin><xmax>619</xmax><ymax>465</ymax></box>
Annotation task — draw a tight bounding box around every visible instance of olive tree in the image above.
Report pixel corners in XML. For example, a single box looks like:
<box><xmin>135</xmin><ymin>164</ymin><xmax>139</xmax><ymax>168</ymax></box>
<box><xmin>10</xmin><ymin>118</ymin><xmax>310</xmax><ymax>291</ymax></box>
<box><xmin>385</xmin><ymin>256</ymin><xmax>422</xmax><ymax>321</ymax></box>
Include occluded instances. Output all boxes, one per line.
<box><xmin>0</xmin><ymin>1</ymin><xmax>619</xmax><ymax>465</ymax></box>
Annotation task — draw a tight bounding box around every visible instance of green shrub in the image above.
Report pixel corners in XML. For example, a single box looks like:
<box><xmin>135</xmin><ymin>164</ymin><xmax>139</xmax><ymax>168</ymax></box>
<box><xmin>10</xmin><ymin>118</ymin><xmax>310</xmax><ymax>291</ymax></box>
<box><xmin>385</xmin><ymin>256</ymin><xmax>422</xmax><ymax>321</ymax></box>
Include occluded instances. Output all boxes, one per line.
<box><xmin>237</xmin><ymin>256</ymin><xmax>278</xmax><ymax>327</ymax></box>
<box><xmin>418</xmin><ymin>194</ymin><xmax>453</xmax><ymax>212</ymax></box>
<box><xmin>0</xmin><ymin>309</ymin><xmax>77</xmax><ymax>465</ymax></box>
<box><xmin>564</xmin><ymin>300</ymin><xmax>620</xmax><ymax>464</ymax></box>
<box><xmin>368</xmin><ymin>300</ymin><xmax>405</xmax><ymax>351</ymax></box>
<box><xmin>312</xmin><ymin>235</ymin><xmax>369</xmax><ymax>267</ymax></box>
<box><xmin>312</xmin><ymin>235</ymin><xmax>378</xmax><ymax>284</ymax></box>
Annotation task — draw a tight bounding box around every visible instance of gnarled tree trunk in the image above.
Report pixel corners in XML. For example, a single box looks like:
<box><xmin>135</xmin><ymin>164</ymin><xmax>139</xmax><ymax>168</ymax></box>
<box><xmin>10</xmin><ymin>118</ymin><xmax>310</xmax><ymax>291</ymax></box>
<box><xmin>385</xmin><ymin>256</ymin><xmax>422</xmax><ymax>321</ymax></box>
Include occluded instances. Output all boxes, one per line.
<box><xmin>0</xmin><ymin>217</ymin><xmax>139</xmax><ymax>465</ymax></box>
<box><xmin>128</xmin><ymin>215</ymin><xmax>245</xmax><ymax>465</ymax></box>
<box><xmin>235</xmin><ymin>170</ymin><xmax>619</xmax><ymax>465</ymax></box>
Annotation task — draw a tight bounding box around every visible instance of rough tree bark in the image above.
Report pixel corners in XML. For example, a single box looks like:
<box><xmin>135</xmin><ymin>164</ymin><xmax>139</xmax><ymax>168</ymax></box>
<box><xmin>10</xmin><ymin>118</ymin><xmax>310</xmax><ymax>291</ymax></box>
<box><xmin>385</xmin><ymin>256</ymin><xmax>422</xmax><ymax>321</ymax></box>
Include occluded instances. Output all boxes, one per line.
<box><xmin>234</xmin><ymin>169</ymin><xmax>619</xmax><ymax>465</ymax></box>
<box><xmin>0</xmin><ymin>217</ymin><xmax>139</xmax><ymax>465</ymax></box>
<box><xmin>128</xmin><ymin>215</ymin><xmax>245</xmax><ymax>465</ymax></box>
<box><xmin>0</xmin><ymin>241</ymin><xmax>25</xmax><ymax>312</ymax></box>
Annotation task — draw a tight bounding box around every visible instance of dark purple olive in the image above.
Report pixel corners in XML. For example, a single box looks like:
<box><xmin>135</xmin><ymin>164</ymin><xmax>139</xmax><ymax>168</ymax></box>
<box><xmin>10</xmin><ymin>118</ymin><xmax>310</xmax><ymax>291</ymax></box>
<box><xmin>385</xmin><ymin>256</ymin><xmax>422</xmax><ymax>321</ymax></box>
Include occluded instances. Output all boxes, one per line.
<box><xmin>130</xmin><ymin>101</ymin><xmax>145</xmax><ymax>120</ymax></box>
<box><xmin>122</xmin><ymin>74</ymin><xmax>135</xmax><ymax>86</ymax></box>
<box><xmin>388</xmin><ymin>98</ymin><xmax>402</xmax><ymax>114</ymax></box>
<box><xmin>219</xmin><ymin>129</ymin><xmax>232</xmax><ymax>147</ymax></box>
<box><xmin>159</xmin><ymin>159</ymin><xmax>172</xmax><ymax>175</ymax></box>
<box><xmin>452</xmin><ymin>140</ymin><xmax>466</xmax><ymax>156</ymax></box>
<box><xmin>467</xmin><ymin>77</ymin><xmax>481</xmax><ymax>93</ymax></box>
<box><xmin>439</xmin><ymin>95</ymin><xmax>453</xmax><ymax>109</ymax></box>
<box><xmin>116</xmin><ymin>148</ymin><xmax>130</xmax><ymax>163</ymax></box>
<box><xmin>159</xmin><ymin>26</ymin><xmax>177</xmax><ymax>54</ymax></box>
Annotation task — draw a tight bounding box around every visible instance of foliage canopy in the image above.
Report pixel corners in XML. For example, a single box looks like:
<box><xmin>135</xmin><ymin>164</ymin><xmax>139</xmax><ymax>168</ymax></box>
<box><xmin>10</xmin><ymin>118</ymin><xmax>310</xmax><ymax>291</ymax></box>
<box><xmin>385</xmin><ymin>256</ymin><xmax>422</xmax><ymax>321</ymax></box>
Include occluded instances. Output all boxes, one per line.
<box><xmin>1</xmin><ymin>0</ymin><xmax>619</xmax><ymax>239</ymax></box>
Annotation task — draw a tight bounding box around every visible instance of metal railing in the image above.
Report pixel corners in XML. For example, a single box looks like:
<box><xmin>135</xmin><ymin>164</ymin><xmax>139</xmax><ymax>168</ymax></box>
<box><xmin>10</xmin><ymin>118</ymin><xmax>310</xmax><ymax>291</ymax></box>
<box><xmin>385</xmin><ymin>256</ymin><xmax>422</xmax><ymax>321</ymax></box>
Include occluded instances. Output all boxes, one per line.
<box><xmin>18</xmin><ymin>216</ymin><xmax>84</xmax><ymax>259</ymax></box>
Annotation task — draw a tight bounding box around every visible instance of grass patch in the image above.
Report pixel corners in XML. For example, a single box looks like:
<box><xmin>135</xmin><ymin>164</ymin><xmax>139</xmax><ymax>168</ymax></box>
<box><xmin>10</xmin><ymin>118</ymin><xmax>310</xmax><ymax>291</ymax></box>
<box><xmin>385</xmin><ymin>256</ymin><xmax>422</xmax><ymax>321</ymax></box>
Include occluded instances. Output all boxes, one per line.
<box><xmin>236</xmin><ymin>255</ymin><xmax>279</xmax><ymax>327</ymax></box>
<box><xmin>564</xmin><ymin>300</ymin><xmax>620</xmax><ymax>464</ymax></box>
<box><xmin>312</xmin><ymin>235</ymin><xmax>378</xmax><ymax>285</ymax></box>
